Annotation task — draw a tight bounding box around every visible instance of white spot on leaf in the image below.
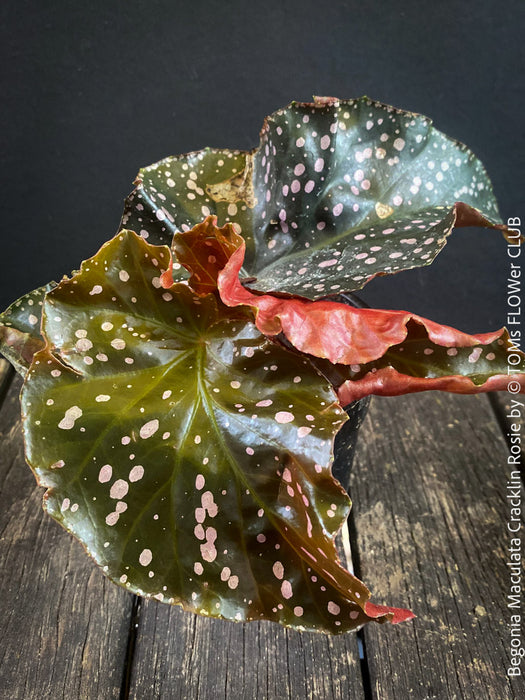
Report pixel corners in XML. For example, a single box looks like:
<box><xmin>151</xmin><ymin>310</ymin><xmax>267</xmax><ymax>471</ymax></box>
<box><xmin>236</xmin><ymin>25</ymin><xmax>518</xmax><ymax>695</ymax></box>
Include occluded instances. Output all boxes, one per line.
<box><xmin>140</xmin><ymin>419</ymin><xmax>159</xmax><ymax>439</ymax></box>
<box><xmin>58</xmin><ymin>406</ymin><xmax>82</xmax><ymax>430</ymax></box>
<box><xmin>275</xmin><ymin>411</ymin><xmax>294</xmax><ymax>424</ymax></box>
<box><xmin>110</xmin><ymin>480</ymin><xmax>129</xmax><ymax>500</ymax></box>
<box><xmin>98</xmin><ymin>464</ymin><xmax>113</xmax><ymax>483</ymax></box>
<box><xmin>281</xmin><ymin>580</ymin><xmax>293</xmax><ymax>599</ymax></box>
<box><xmin>273</xmin><ymin>561</ymin><xmax>284</xmax><ymax>580</ymax></box>
<box><xmin>139</xmin><ymin>548</ymin><xmax>152</xmax><ymax>566</ymax></box>
<box><xmin>328</xmin><ymin>601</ymin><xmax>341</xmax><ymax>615</ymax></box>
<box><xmin>129</xmin><ymin>465</ymin><xmax>144</xmax><ymax>482</ymax></box>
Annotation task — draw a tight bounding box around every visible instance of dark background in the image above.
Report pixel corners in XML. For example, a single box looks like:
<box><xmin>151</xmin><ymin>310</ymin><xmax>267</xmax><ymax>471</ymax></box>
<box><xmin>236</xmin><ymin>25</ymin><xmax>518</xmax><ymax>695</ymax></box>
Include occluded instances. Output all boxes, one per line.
<box><xmin>1</xmin><ymin>0</ymin><xmax>523</xmax><ymax>332</ymax></box>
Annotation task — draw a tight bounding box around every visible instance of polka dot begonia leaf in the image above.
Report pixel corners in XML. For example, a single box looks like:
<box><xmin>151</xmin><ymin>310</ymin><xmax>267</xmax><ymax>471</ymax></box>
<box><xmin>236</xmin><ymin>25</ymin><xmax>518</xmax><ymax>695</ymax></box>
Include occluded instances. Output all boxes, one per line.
<box><xmin>121</xmin><ymin>96</ymin><xmax>507</xmax><ymax>299</ymax></box>
<box><xmin>2</xmin><ymin>98</ymin><xmax>519</xmax><ymax>637</ymax></box>
<box><xmin>218</xmin><ymin>236</ymin><xmax>524</xmax><ymax>403</ymax></box>
<box><xmin>332</xmin><ymin>319</ymin><xmax>524</xmax><ymax>404</ymax></box>
<box><xmin>0</xmin><ymin>281</ymin><xmax>57</xmax><ymax>375</ymax></box>
<box><xmin>21</xmin><ymin>230</ymin><xmax>413</xmax><ymax>633</ymax></box>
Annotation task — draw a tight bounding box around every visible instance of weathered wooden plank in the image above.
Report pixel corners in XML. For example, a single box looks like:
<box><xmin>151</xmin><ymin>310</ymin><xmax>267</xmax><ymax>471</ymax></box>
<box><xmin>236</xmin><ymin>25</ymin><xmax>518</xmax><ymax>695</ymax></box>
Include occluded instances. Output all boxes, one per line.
<box><xmin>350</xmin><ymin>392</ymin><xmax>524</xmax><ymax>700</ymax></box>
<box><xmin>128</xmin><ymin>599</ymin><xmax>365</xmax><ymax>700</ymax></box>
<box><xmin>0</xmin><ymin>376</ymin><xmax>134</xmax><ymax>699</ymax></box>
<box><xmin>490</xmin><ymin>391</ymin><xmax>525</xmax><ymax>429</ymax></box>
<box><xmin>0</xmin><ymin>358</ymin><xmax>10</xmax><ymax>378</ymax></box>
<box><xmin>0</xmin><ymin>357</ymin><xmax>13</xmax><ymax>405</ymax></box>
<box><xmin>489</xmin><ymin>392</ymin><xmax>524</xmax><ymax>467</ymax></box>
<box><xmin>127</xmin><ymin>488</ymin><xmax>364</xmax><ymax>697</ymax></box>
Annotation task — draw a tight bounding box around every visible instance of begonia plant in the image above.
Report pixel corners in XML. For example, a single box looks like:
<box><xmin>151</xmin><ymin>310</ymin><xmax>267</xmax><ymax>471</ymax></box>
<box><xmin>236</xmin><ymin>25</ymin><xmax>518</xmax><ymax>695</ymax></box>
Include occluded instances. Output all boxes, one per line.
<box><xmin>1</xmin><ymin>96</ymin><xmax>523</xmax><ymax>635</ymax></box>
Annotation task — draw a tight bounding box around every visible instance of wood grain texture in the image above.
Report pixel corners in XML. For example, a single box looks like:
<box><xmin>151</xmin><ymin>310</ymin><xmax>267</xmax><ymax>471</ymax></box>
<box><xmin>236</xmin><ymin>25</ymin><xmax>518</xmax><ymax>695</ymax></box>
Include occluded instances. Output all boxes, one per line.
<box><xmin>491</xmin><ymin>392</ymin><xmax>524</xmax><ymax>427</ymax></box>
<box><xmin>0</xmin><ymin>357</ymin><xmax>12</xmax><ymax>403</ymax></box>
<box><xmin>1</xmin><ymin>355</ymin><xmax>523</xmax><ymax>699</ymax></box>
<box><xmin>128</xmin><ymin>600</ymin><xmax>365</xmax><ymax>700</ymax></box>
<box><xmin>489</xmin><ymin>392</ymin><xmax>524</xmax><ymax>465</ymax></box>
<box><xmin>350</xmin><ymin>392</ymin><xmax>524</xmax><ymax>700</ymax></box>
<box><xmin>0</xmin><ymin>376</ymin><xmax>134</xmax><ymax>700</ymax></box>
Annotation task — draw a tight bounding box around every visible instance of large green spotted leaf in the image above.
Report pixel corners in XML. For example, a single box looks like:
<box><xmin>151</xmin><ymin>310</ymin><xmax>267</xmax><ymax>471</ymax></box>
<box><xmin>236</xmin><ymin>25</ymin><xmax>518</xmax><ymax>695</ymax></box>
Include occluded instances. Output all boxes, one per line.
<box><xmin>21</xmin><ymin>230</ymin><xmax>411</xmax><ymax>633</ymax></box>
<box><xmin>121</xmin><ymin>96</ymin><xmax>505</xmax><ymax>299</ymax></box>
<box><xmin>0</xmin><ymin>281</ymin><xmax>56</xmax><ymax>376</ymax></box>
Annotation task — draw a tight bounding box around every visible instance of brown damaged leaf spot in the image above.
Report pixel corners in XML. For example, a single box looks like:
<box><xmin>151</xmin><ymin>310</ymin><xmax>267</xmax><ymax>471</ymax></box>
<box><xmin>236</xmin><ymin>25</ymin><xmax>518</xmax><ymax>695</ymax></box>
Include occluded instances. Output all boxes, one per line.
<box><xmin>206</xmin><ymin>153</ymin><xmax>258</xmax><ymax>208</ymax></box>
<box><xmin>312</xmin><ymin>96</ymin><xmax>341</xmax><ymax>107</ymax></box>
<box><xmin>0</xmin><ymin>281</ymin><xmax>57</xmax><ymax>377</ymax></box>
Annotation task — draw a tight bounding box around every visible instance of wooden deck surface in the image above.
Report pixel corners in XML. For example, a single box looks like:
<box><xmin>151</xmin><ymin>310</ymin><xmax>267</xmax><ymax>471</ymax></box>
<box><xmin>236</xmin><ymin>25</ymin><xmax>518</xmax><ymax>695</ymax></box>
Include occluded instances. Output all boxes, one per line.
<box><xmin>0</xmin><ymin>356</ymin><xmax>523</xmax><ymax>700</ymax></box>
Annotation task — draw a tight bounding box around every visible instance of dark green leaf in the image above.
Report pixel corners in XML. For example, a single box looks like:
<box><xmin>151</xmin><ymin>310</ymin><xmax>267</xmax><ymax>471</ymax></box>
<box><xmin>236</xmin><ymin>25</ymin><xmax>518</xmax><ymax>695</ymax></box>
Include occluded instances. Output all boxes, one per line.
<box><xmin>121</xmin><ymin>147</ymin><xmax>250</xmax><ymax>252</ymax></box>
<box><xmin>121</xmin><ymin>97</ymin><xmax>506</xmax><ymax>298</ymax></box>
<box><xmin>0</xmin><ymin>282</ymin><xmax>56</xmax><ymax>376</ymax></box>
<box><xmin>21</xmin><ymin>230</ymin><xmax>412</xmax><ymax>633</ymax></box>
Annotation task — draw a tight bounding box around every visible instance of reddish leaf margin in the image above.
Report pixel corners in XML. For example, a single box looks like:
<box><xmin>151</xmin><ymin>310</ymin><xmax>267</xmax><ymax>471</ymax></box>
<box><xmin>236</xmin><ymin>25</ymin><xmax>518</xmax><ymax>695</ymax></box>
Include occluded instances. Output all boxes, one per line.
<box><xmin>218</xmin><ymin>238</ymin><xmax>524</xmax><ymax>400</ymax></box>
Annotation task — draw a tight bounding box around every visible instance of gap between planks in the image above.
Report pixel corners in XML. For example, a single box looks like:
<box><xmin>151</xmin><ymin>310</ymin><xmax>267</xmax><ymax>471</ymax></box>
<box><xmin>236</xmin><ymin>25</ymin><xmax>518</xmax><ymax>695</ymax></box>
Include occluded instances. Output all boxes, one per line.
<box><xmin>0</xmin><ymin>372</ymin><xmax>136</xmax><ymax>700</ymax></box>
<box><xmin>2</xmin><ymin>358</ymin><xmax>523</xmax><ymax>699</ymax></box>
<box><xmin>350</xmin><ymin>391</ymin><xmax>524</xmax><ymax>700</ymax></box>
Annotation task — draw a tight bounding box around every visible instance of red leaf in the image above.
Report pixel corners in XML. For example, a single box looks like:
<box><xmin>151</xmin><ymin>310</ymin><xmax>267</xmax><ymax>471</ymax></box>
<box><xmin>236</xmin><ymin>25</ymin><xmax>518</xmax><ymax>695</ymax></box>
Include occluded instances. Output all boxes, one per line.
<box><xmin>218</xmin><ymin>241</ymin><xmax>524</xmax><ymax>399</ymax></box>
<box><xmin>162</xmin><ymin>216</ymin><xmax>243</xmax><ymax>294</ymax></box>
<box><xmin>364</xmin><ymin>601</ymin><xmax>415</xmax><ymax>625</ymax></box>
<box><xmin>219</xmin><ymin>243</ymin><xmax>503</xmax><ymax>362</ymax></box>
<box><xmin>337</xmin><ymin>367</ymin><xmax>516</xmax><ymax>405</ymax></box>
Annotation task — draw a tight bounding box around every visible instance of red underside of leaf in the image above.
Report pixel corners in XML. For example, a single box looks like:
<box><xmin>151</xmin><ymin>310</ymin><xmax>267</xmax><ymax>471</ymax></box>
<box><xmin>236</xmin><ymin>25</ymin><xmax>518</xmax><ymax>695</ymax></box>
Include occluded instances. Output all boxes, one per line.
<box><xmin>162</xmin><ymin>216</ymin><xmax>244</xmax><ymax>294</ymax></box>
<box><xmin>160</xmin><ymin>257</ymin><xmax>174</xmax><ymax>288</ymax></box>
<box><xmin>453</xmin><ymin>201</ymin><xmax>521</xmax><ymax>243</ymax></box>
<box><xmin>337</xmin><ymin>367</ymin><xmax>518</xmax><ymax>404</ymax></box>
<box><xmin>219</xmin><ymin>243</ymin><xmax>506</xmax><ymax>365</ymax></box>
<box><xmin>216</xmin><ymin>239</ymin><xmax>525</xmax><ymax>401</ymax></box>
<box><xmin>364</xmin><ymin>601</ymin><xmax>416</xmax><ymax>624</ymax></box>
